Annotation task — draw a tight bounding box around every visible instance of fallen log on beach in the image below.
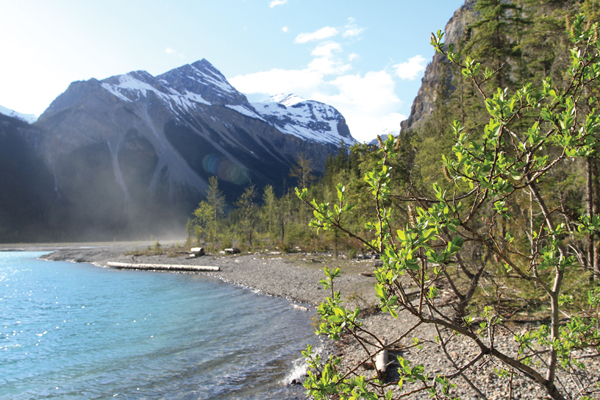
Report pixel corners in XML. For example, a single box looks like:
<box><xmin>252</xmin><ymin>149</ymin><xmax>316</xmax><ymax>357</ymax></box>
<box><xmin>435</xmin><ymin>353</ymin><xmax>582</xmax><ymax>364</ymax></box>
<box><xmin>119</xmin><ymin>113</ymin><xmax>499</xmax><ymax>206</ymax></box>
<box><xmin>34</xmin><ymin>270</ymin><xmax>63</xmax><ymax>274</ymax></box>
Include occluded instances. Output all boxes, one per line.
<box><xmin>107</xmin><ymin>262</ymin><xmax>220</xmax><ymax>272</ymax></box>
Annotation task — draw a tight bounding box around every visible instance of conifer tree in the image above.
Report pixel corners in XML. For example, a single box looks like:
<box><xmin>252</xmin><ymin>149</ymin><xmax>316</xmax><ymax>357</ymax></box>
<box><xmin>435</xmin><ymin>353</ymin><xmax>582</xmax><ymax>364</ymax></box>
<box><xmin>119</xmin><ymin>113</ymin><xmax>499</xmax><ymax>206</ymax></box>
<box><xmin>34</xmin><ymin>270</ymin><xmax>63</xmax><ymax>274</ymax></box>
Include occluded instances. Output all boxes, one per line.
<box><xmin>235</xmin><ymin>185</ymin><xmax>256</xmax><ymax>247</ymax></box>
<box><xmin>192</xmin><ymin>176</ymin><xmax>225</xmax><ymax>244</ymax></box>
<box><xmin>289</xmin><ymin>153</ymin><xmax>315</xmax><ymax>189</ymax></box>
<box><xmin>465</xmin><ymin>0</ymin><xmax>528</xmax><ymax>89</ymax></box>
<box><xmin>262</xmin><ymin>184</ymin><xmax>278</xmax><ymax>242</ymax></box>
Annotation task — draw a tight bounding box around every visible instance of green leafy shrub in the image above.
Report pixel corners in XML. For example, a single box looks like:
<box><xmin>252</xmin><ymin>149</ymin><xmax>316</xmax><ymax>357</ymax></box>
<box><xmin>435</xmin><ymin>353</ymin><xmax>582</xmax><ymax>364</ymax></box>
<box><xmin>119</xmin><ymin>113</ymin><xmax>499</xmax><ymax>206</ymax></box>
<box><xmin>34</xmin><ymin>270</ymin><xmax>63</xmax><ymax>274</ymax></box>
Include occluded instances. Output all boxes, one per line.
<box><xmin>297</xmin><ymin>16</ymin><xmax>600</xmax><ymax>400</ymax></box>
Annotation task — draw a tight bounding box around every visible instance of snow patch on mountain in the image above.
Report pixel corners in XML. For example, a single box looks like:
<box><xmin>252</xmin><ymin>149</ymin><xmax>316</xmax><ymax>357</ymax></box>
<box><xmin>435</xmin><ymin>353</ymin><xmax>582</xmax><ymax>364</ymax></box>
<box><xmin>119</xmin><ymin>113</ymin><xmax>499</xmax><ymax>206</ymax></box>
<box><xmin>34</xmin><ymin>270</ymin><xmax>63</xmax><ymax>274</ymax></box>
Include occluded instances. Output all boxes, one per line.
<box><xmin>225</xmin><ymin>104</ymin><xmax>265</xmax><ymax>121</ymax></box>
<box><xmin>0</xmin><ymin>105</ymin><xmax>38</xmax><ymax>124</ymax></box>
<box><xmin>101</xmin><ymin>72</ymin><xmax>211</xmax><ymax>114</ymax></box>
<box><xmin>252</xmin><ymin>94</ymin><xmax>355</xmax><ymax>146</ymax></box>
<box><xmin>268</xmin><ymin>93</ymin><xmax>305</xmax><ymax>107</ymax></box>
<box><xmin>189</xmin><ymin>61</ymin><xmax>236</xmax><ymax>94</ymax></box>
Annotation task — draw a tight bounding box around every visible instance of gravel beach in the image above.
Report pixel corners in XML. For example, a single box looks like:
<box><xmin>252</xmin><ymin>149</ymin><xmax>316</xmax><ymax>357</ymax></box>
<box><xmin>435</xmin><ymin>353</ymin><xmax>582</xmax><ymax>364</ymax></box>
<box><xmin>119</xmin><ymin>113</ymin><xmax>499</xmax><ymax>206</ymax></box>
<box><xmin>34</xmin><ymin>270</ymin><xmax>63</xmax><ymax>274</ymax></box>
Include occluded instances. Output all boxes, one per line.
<box><xmin>11</xmin><ymin>243</ymin><xmax>598</xmax><ymax>399</ymax></box>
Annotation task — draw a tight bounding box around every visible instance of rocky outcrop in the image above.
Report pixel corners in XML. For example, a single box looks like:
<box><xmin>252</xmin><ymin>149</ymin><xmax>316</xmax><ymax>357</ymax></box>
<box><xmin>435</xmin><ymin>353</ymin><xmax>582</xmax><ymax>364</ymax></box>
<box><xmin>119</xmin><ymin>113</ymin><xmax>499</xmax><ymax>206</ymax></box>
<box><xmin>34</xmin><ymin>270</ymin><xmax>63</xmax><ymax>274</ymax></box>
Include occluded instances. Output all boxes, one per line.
<box><xmin>400</xmin><ymin>0</ymin><xmax>476</xmax><ymax>132</ymax></box>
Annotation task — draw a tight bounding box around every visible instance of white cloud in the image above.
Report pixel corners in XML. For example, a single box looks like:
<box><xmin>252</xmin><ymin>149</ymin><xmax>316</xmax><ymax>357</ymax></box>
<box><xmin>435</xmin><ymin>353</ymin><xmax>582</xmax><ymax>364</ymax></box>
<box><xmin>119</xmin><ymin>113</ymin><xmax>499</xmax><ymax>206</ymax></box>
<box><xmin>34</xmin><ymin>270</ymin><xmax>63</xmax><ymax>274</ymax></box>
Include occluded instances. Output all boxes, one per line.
<box><xmin>380</xmin><ymin>113</ymin><xmax>406</xmax><ymax>135</ymax></box>
<box><xmin>394</xmin><ymin>55</ymin><xmax>427</xmax><ymax>80</ymax></box>
<box><xmin>342</xmin><ymin>18</ymin><xmax>364</xmax><ymax>38</ymax></box>
<box><xmin>230</xmin><ymin>68</ymin><xmax>324</xmax><ymax>95</ymax></box>
<box><xmin>343</xmin><ymin>27</ymin><xmax>364</xmax><ymax>38</ymax></box>
<box><xmin>282</xmin><ymin>26</ymin><xmax>289</xmax><ymax>33</ymax></box>
<box><xmin>348</xmin><ymin>53</ymin><xmax>359</xmax><ymax>62</ymax></box>
<box><xmin>269</xmin><ymin>0</ymin><xmax>288</xmax><ymax>7</ymax></box>
<box><xmin>307</xmin><ymin>42</ymin><xmax>350</xmax><ymax>75</ymax></box>
<box><xmin>311</xmin><ymin>42</ymin><xmax>341</xmax><ymax>57</ymax></box>
<box><xmin>294</xmin><ymin>27</ymin><xmax>339</xmax><ymax>43</ymax></box>
<box><xmin>308</xmin><ymin>56</ymin><xmax>350</xmax><ymax>75</ymax></box>
<box><xmin>313</xmin><ymin>71</ymin><xmax>403</xmax><ymax>140</ymax></box>
<box><xmin>165</xmin><ymin>48</ymin><xmax>176</xmax><ymax>54</ymax></box>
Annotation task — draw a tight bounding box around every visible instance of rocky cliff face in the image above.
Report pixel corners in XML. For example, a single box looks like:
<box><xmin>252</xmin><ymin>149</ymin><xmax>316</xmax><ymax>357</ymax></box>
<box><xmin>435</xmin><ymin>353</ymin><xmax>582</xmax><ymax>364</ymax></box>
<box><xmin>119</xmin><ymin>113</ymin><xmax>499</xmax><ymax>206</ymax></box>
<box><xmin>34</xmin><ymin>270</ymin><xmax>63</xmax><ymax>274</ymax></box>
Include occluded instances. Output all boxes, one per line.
<box><xmin>400</xmin><ymin>0</ymin><xmax>476</xmax><ymax>132</ymax></box>
<box><xmin>2</xmin><ymin>59</ymin><xmax>355</xmax><ymax>241</ymax></box>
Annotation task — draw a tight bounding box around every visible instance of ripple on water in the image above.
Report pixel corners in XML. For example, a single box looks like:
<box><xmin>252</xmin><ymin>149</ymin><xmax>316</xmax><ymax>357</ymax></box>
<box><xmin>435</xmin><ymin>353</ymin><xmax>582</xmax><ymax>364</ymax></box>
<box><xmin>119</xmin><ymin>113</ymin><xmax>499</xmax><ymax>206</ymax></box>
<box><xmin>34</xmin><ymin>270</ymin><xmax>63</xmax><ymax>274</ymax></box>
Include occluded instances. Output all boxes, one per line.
<box><xmin>0</xmin><ymin>251</ymin><xmax>320</xmax><ymax>399</ymax></box>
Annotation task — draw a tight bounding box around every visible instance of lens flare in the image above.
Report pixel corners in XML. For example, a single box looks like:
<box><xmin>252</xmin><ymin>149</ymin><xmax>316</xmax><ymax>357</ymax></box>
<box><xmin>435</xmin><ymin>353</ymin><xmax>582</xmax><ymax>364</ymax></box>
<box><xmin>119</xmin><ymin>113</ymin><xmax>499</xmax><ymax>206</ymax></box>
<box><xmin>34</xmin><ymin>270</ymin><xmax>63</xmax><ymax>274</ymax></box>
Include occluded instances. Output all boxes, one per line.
<box><xmin>202</xmin><ymin>154</ymin><xmax>249</xmax><ymax>185</ymax></box>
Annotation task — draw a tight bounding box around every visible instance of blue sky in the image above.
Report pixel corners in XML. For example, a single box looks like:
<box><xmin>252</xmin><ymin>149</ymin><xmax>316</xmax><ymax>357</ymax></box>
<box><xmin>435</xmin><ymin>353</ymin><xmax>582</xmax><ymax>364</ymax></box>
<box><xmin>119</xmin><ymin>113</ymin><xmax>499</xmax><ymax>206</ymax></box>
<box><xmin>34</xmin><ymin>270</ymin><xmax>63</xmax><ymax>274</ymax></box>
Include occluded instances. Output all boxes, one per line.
<box><xmin>0</xmin><ymin>0</ymin><xmax>464</xmax><ymax>142</ymax></box>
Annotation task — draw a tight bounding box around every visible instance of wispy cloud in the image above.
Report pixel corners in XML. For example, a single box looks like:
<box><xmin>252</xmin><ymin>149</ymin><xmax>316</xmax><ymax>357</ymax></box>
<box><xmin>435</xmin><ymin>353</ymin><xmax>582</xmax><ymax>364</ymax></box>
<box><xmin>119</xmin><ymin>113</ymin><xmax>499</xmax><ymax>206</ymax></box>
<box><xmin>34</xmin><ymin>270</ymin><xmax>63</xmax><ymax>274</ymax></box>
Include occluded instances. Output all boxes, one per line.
<box><xmin>311</xmin><ymin>42</ymin><xmax>342</xmax><ymax>58</ymax></box>
<box><xmin>282</xmin><ymin>26</ymin><xmax>289</xmax><ymax>33</ymax></box>
<box><xmin>307</xmin><ymin>42</ymin><xmax>350</xmax><ymax>74</ymax></box>
<box><xmin>294</xmin><ymin>27</ymin><xmax>339</xmax><ymax>43</ymax></box>
<box><xmin>165</xmin><ymin>48</ymin><xmax>176</xmax><ymax>54</ymax></box>
<box><xmin>394</xmin><ymin>55</ymin><xmax>427</xmax><ymax>80</ymax></box>
<box><xmin>342</xmin><ymin>18</ymin><xmax>364</xmax><ymax>38</ymax></box>
<box><xmin>315</xmin><ymin>71</ymin><xmax>404</xmax><ymax>139</ymax></box>
<box><xmin>269</xmin><ymin>0</ymin><xmax>288</xmax><ymax>8</ymax></box>
<box><xmin>343</xmin><ymin>27</ymin><xmax>364</xmax><ymax>37</ymax></box>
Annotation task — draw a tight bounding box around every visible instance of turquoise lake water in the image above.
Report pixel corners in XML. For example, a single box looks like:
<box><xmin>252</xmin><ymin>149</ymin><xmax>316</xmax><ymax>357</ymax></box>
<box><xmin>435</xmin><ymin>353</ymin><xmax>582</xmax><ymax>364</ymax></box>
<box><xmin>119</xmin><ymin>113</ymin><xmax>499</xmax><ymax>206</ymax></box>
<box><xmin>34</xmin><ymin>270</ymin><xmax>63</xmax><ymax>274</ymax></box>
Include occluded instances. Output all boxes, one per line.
<box><xmin>0</xmin><ymin>251</ymin><xmax>318</xmax><ymax>399</ymax></box>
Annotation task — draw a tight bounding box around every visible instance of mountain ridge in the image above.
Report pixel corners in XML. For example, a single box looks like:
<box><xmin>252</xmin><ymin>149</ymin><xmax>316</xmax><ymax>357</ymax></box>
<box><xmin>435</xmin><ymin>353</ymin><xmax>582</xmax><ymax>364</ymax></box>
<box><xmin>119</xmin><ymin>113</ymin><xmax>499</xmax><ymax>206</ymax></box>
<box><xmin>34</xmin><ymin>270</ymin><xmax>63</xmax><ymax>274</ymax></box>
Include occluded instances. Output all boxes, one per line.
<box><xmin>1</xmin><ymin>58</ymin><xmax>356</xmax><ymax>241</ymax></box>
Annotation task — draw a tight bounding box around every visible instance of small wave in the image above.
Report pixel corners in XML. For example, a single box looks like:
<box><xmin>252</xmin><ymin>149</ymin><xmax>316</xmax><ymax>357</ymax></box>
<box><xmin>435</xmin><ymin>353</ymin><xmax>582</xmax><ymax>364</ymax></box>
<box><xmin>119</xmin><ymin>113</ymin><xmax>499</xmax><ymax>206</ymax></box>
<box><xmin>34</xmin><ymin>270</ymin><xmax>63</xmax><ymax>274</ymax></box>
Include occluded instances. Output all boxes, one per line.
<box><xmin>282</xmin><ymin>344</ymin><xmax>325</xmax><ymax>386</ymax></box>
<box><xmin>283</xmin><ymin>356</ymin><xmax>308</xmax><ymax>385</ymax></box>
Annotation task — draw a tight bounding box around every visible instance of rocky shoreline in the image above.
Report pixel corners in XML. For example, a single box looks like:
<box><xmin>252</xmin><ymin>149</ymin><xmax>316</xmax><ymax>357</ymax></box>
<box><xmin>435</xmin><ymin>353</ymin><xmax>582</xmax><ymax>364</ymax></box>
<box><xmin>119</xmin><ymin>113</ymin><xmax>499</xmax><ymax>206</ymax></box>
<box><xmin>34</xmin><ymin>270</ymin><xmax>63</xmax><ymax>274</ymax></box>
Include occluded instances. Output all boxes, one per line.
<box><xmin>38</xmin><ymin>244</ymin><xmax>381</xmax><ymax>309</ymax></box>
<box><xmin>12</xmin><ymin>244</ymin><xmax>598</xmax><ymax>399</ymax></box>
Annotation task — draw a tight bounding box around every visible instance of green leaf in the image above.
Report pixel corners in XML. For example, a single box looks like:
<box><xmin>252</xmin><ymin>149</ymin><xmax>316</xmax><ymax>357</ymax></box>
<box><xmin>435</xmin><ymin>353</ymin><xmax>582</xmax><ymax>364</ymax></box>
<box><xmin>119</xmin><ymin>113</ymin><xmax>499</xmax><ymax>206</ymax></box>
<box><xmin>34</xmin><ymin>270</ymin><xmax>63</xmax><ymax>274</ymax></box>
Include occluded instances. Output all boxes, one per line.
<box><xmin>397</xmin><ymin>229</ymin><xmax>407</xmax><ymax>241</ymax></box>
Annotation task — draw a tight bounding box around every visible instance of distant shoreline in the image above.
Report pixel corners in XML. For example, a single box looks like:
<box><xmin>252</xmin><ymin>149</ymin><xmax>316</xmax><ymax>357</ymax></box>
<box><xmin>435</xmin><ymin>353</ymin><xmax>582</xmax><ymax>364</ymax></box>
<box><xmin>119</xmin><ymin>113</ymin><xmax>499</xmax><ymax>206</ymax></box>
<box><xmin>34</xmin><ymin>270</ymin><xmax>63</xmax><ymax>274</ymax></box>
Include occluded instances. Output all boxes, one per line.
<box><xmin>33</xmin><ymin>242</ymin><xmax>379</xmax><ymax>308</ymax></box>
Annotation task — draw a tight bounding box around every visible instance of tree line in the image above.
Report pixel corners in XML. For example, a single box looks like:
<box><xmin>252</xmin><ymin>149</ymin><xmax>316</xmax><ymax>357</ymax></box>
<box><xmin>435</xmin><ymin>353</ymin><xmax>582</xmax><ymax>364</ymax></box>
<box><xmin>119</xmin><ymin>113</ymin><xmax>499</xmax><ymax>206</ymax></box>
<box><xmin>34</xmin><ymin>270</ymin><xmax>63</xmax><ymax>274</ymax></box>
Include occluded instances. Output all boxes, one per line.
<box><xmin>187</xmin><ymin>141</ymin><xmax>382</xmax><ymax>254</ymax></box>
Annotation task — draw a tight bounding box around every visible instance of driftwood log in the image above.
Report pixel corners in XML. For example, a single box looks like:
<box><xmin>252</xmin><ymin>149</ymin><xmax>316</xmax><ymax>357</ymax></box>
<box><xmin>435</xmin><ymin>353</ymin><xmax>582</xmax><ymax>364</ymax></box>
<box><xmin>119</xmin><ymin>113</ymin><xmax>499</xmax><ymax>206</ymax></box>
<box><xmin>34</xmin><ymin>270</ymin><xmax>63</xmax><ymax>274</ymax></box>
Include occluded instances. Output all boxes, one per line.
<box><xmin>107</xmin><ymin>262</ymin><xmax>219</xmax><ymax>272</ymax></box>
<box><xmin>375</xmin><ymin>339</ymin><xmax>388</xmax><ymax>381</ymax></box>
<box><xmin>223</xmin><ymin>248</ymin><xmax>241</xmax><ymax>254</ymax></box>
<box><xmin>188</xmin><ymin>247</ymin><xmax>205</xmax><ymax>258</ymax></box>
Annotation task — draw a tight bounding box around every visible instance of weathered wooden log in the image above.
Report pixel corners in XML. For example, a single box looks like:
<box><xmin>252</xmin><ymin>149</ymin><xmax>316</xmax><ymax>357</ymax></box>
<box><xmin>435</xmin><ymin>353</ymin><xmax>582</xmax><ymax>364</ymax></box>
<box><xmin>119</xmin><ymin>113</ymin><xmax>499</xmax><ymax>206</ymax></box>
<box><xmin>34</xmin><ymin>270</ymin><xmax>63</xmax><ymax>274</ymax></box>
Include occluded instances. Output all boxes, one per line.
<box><xmin>189</xmin><ymin>247</ymin><xmax>205</xmax><ymax>255</ymax></box>
<box><xmin>223</xmin><ymin>248</ymin><xmax>241</xmax><ymax>254</ymax></box>
<box><xmin>107</xmin><ymin>262</ymin><xmax>219</xmax><ymax>272</ymax></box>
<box><xmin>375</xmin><ymin>339</ymin><xmax>388</xmax><ymax>381</ymax></box>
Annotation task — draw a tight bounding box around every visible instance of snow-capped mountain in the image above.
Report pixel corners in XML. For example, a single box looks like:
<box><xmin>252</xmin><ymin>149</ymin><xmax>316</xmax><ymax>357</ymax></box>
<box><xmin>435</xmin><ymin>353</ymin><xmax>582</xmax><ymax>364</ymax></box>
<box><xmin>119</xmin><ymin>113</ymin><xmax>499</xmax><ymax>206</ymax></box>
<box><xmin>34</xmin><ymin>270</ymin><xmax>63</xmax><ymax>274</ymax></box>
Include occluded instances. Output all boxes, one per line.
<box><xmin>252</xmin><ymin>94</ymin><xmax>354</xmax><ymax>146</ymax></box>
<box><xmin>1</xmin><ymin>59</ymin><xmax>356</xmax><ymax>240</ymax></box>
<box><xmin>0</xmin><ymin>104</ymin><xmax>37</xmax><ymax>124</ymax></box>
<box><xmin>94</xmin><ymin>62</ymin><xmax>353</xmax><ymax>147</ymax></box>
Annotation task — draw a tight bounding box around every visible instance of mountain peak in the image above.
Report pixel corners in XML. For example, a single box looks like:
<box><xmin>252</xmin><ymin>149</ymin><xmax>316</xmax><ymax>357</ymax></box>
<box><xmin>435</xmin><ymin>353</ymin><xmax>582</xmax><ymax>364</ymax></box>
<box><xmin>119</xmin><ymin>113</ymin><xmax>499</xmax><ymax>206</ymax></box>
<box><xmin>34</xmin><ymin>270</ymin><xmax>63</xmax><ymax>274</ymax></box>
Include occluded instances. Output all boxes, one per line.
<box><xmin>190</xmin><ymin>59</ymin><xmax>223</xmax><ymax>77</ymax></box>
<box><xmin>157</xmin><ymin>60</ymin><xmax>248</xmax><ymax>107</ymax></box>
<box><xmin>0</xmin><ymin>104</ymin><xmax>38</xmax><ymax>124</ymax></box>
<box><xmin>252</xmin><ymin>94</ymin><xmax>354</xmax><ymax>146</ymax></box>
<box><xmin>268</xmin><ymin>93</ymin><xmax>305</xmax><ymax>107</ymax></box>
